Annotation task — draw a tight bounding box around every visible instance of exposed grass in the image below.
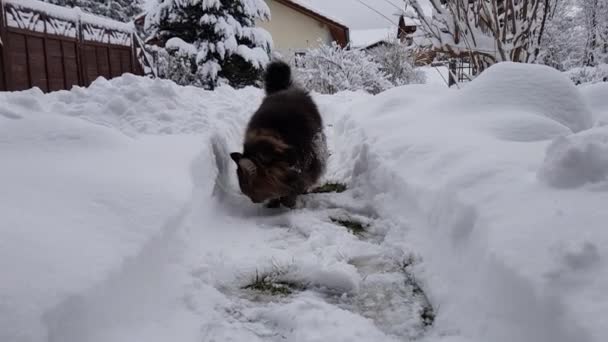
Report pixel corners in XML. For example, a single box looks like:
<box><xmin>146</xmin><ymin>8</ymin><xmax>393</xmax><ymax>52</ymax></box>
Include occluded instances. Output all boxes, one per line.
<box><xmin>310</xmin><ymin>182</ymin><xmax>347</xmax><ymax>194</ymax></box>
<box><xmin>242</xmin><ymin>269</ymin><xmax>306</xmax><ymax>296</ymax></box>
<box><xmin>401</xmin><ymin>262</ymin><xmax>436</xmax><ymax>328</ymax></box>
<box><xmin>330</xmin><ymin>217</ymin><xmax>368</xmax><ymax>236</ymax></box>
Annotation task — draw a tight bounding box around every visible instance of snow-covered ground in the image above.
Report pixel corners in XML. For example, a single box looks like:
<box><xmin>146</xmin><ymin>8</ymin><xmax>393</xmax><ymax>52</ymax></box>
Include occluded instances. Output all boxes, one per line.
<box><xmin>1</xmin><ymin>63</ymin><xmax>607</xmax><ymax>342</ymax></box>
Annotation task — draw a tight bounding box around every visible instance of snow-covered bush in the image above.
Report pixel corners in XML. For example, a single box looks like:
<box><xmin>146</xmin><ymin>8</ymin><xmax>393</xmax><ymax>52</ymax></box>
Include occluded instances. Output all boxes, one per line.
<box><xmin>145</xmin><ymin>0</ymin><xmax>272</xmax><ymax>89</ymax></box>
<box><xmin>566</xmin><ymin>64</ymin><xmax>608</xmax><ymax>85</ymax></box>
<box><xmin>294</xmin><ymin>41</ymin><xmax>392</xmax><ymax>95</ymax></box>
<box><xmin>368</xmin><ymin>40</ymin><xmax>426</xmax><ymax>86</ymax></box>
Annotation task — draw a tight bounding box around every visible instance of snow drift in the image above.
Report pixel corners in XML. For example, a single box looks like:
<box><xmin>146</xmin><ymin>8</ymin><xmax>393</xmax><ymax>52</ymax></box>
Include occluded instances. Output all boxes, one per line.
<box><xmin>538</xmin><ymin>126</ymin><xmax>608</xmax><ymax>188</ymax></box>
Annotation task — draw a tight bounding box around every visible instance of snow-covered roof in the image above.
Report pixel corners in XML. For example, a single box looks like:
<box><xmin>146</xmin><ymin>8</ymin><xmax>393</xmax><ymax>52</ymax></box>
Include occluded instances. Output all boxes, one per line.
<box><xmin>349</xmin><ymin>27</ymin><xmax>397</xmax><ymax>49</ymax></box>
<box><xmin>283</xmin><ymin>0</ymin><xmax>348</xmax><ymax>28</ymax></box>
<box><xmin>3</xmin><ymin>0</ymin><xmax>133</xmax><ymax>32</ymax></box>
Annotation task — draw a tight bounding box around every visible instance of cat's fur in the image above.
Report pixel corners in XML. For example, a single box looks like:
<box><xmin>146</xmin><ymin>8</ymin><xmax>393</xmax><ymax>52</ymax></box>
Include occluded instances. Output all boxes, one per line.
<box><xmin>230</xmin><ymin>60</ymin><xmax>326</xmax><ymax>208</ymax></box>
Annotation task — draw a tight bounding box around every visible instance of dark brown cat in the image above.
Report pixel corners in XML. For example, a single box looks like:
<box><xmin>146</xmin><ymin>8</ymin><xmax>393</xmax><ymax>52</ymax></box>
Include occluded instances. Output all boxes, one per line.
<box><xmin>230</xmin><ymin>60</ymin><xmax>326</xmax><ymax>208</ymax></box>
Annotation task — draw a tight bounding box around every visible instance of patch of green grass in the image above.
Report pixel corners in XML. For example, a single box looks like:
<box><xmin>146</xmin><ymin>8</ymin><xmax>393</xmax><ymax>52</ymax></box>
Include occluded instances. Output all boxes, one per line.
<box><xmin>242</xmin><ymin>270</ymin><xmax>305</xmax><ymax>296</ymax></box>
<box><xmin>330</xmin><ymin>217</ymin><xmax>368</xmax><ymax>236</ymax></box>
<box><xmin>401</xmin><ymin>262</ymin><xmax>436</xmax><ymax>328</ymax></box>
<box><xmin>310</xmin><ymin>182</ymin><xmax>347</xmax><ymax>194</ymax></box>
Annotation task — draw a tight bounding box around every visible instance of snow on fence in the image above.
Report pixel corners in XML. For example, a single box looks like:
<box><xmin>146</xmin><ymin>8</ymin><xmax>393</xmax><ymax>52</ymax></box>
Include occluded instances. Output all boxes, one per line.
<box><xmin>0</xmin><ymin>0</ymin><xmax>144</xmax><ymax>92</ymax></box>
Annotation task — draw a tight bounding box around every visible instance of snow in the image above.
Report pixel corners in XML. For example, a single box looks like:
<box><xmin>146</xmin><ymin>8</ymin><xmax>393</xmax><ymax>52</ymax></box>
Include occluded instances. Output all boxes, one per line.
<box><xmin>236</xmin><ymin>45</ymin><xmax>270</xmax><ymax>68</ymax></box>
<box><xmin>579</xmin><ymin>82</ymin><xmax>608</xmax><ymax>125</ymax></box>
<box><xmin>350</xmin><ymin>27</ymin><xmax>397</xmax><ymax>49</ymax></box>
<box><xmin>166</xmin><ymin>37</ymin><xmax>198</xmax><ymax>55</ymax></box>
<box><xmin>538</xmin><ymin>126</ymin><xmax>608</xmax><ymax>188</ymax></box>
<box><xmin>2</xmin><ymin>61</ymin><xmax>608</xmax><ymax>342</ymax></box>
<box><xmin>4</xmin><ymin>0</ymin><xmax>133</xmax><ymax>37</ymax></box>
<box><xmin>288</xmin><ymin>0</ymin><xmax>349</xmax><ymax>28</ymax></box>
<box><xmin>418</xmin><ymin>65</ymin><xmax>449</xmax><ymax>87</ymax></box>
<box><xmin>460</xmin><ymin>62</ymin><xmax>594</xmax><ymax>133</ymax></box>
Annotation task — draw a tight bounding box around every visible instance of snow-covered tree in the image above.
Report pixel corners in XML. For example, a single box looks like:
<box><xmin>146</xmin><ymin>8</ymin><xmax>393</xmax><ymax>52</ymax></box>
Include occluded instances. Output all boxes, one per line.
<box><xmin>536</xmin><ymin>0</ymin><xmax>585</xmax><ymax>70</ymax></box>
<box><xmin>144</xmin><ymin>0</ymin><xmax>272</xmax><ymax>90</ymax></box>
<box><xmin>579</xmin><ymin>0</ymin><xmax>608</xmax><ymax>66</ymax></box>
<box><xmin>408</xmin><ymin>0</ymin><xmax>556</xmax><ymax>72</ymax></box>
<box><xmin>42</xmin><ymin>0</ymin><xmax>144</xmax><ymax>23</ymax></box>
<box><xmin>368</xmin><ymin>39</ymin><xmax>426</xmax><ymax>86</ymax></box>
<box><xmin>293</xmin><ymin>41</ymin><xmax>392</xmax><ymax>95</ymax></box>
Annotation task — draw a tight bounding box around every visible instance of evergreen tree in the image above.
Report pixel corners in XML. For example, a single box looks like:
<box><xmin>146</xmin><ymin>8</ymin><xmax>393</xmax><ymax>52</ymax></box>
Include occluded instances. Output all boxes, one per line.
<box><xmin>144</xmin><ymin>0</ymin><xmax>272</xmax><ymax>89</ymax></box>
<box><xmin>42</xmin><ymin>0</ymin><xmax>144</xmax><ymax>23</ymax></box>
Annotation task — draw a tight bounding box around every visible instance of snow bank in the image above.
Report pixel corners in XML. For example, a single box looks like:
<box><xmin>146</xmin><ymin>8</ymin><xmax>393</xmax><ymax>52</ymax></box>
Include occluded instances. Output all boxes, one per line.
<box><xmin>459</xmin><ymin>62</ymin><xmax>594</xmax><ymax>133</ymax></box>
<box><xmin>538</xmin><ymin>126</ymin><xmax>608</xmax><ymax>188</ymax></box>
<box><xmin>336</xmin><ymin>62</ymin><xmax>607</xmax><ymax>342</ymax></box>
<box><xmin>579</xmin><ymin>82</ymin><xmax>608</xmax><ymax>125</ymax></box>
<box><xmin>0</xmin><ymin>77</ymin><xmax>261</xmax><ymax>342</ymax></box>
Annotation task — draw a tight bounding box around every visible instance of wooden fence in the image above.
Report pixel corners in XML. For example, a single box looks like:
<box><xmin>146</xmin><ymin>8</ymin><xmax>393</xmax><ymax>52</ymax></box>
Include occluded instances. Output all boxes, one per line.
<box><xmin>0</xmin><ymin>0</ymin><xmax>143</xmax><ymax>93</ymax></box>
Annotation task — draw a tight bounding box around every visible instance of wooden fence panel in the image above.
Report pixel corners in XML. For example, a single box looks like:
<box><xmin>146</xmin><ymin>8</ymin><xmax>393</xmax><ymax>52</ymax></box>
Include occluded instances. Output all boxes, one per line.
<box><xmin>46</xmin><ymin>38</ymin><xmax>65</xmax><ymax>91</ymax></box>
<box><xmin>0</xmin><ymin>0</ymin><xmax>4</xmax><ymax>91</ymax></box>
<box><xmin>82</xmin><ymin>44</ymin><xmax>98</xmax><ymax>86</ymax></box>
<box><xmin>8</xmin><ymin>32</ymin><xmax>29</xmax><ymax>91</ymax></box>
<box><xmin>0</xmin><ymin>0</ymin><xmax>143</xmax><ymax>92</ymax></box>
<box><xmin>120</xmin><ymin>49</ymin><xmax>132</xmax><ymax>74</ymax></box>
<box><xmin>95</xmin><ymin>46</ymin><xmax>110</xmax><ymax>79</ymax></box>
<box><xmin>26</xmin><ymin>35</ymin><xmax>48</xmax><ymax>92</ymax></box>
<box><xmin>0</xmin><ymin>46</ymin><xmax>5</xmax><ymax>91</ymax></box>
<box><xmin>109</xmin><ymin>48</ymin><xmax>122</xmax><ymax>78</ymax></box>
<box><xmin>62</xmin><ymin>40</ymin><xmax>79</xmax><ymax>88</ymax></box>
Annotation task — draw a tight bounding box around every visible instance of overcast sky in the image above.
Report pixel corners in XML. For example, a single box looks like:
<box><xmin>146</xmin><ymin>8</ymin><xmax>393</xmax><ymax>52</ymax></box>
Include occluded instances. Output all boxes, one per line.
<box><xmin>145</xmin><ymin>0</ymin><xmax>431</xmax><ymax>30</ymax></box>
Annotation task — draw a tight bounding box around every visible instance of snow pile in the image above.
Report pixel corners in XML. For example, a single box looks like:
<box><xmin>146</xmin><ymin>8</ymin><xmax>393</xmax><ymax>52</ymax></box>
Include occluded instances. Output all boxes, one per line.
<box><xmin>0</xmin><ymin>77</ymin><xmax>259</xmax><ymax>342</ymax></box>
<box><xmin>579</xmin><ymin>82</ymin><xmax>608</xmax><ymax>124</ymax></box>
<box><xmin>459</xmin><ymin>62</ymin><xmax>594</xmax><ymax>133</ymax></box>
<box><xmin>336</xmin><ymin>62</ymin><xmax>608</xmax><ymax>342</ymax></box>
<box><xmin>538</xmin><ymin>126</ymin><xmax>608</xmax><ymax>188</ymax></box>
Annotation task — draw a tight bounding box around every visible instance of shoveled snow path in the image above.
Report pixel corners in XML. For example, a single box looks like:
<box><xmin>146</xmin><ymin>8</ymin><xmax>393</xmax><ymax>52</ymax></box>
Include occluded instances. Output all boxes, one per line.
<box><xmin>41</xmin><ymin>89</ymin><xmax>431</xmax><ymax>342</ymax></box>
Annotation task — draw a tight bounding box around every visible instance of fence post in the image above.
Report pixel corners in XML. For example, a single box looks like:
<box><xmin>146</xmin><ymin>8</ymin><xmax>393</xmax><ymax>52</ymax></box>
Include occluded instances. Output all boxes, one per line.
<box><xmin>0</xmin><ymin>0</ymin><xmax>9</xmax><ymax>91</ymax></box>
<box><xmin>448</xmin><ymin>59</ymin><xmax>457</xmax><ymax>87</ymax></box>
<box><xmin>41</xmin><ymin>12</ymin><xmax>50</xmax><ymax>92</ymax></box>
<box><xmin>76</xmin><ymin>12</ymin><xmax>85</xmax><ymax>86</ymax></box>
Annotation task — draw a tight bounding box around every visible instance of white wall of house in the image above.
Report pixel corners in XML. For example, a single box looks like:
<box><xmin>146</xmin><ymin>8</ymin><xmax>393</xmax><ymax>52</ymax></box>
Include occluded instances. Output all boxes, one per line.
<box><xmin>256</xmin><ymin>0</ymin><xmax>333</xmax><ymax>55</ymax></box>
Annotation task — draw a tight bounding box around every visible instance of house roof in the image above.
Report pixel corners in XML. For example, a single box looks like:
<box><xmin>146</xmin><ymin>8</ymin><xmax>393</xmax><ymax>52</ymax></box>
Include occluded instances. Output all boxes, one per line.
<box><xmin>349</xmin><ymin>27</ymin><xmax>396</xmax><ymax>49</ymax></box>
<box><xmin>279</xmin><ymin>0</ymin><xmax>348</xmax><ymax>28</ymax></box>
<box><xmin>273</xmin><ymin>0</ymin><xmax>349</xmax><ymax>47</ymax></box>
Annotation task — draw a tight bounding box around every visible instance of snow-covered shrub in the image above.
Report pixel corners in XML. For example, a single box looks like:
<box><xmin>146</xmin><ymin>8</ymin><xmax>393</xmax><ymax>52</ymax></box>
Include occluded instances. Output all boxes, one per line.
<box><xmin>367</xmin><ymin>40</ymin><xmax>426</xmax><ymax>86</ymax></box>
<box><xmin>164</xmin><ymin>38</ymin><xmax>199</xmax><ymax>86</ymax></box>
<box><xmin>145</xmin><ymin>0</ymin><xmax>272</xmax><ymax>89</ymax></box>
<box><xmin>294</xmin><ymin>41</ymin><xmax>392</xmax><ymax>95</ymax></box>
<box><xmin>566</xmin><ymin>64</ymin><xmax>608</xmax><ymax>85</ymax></box>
